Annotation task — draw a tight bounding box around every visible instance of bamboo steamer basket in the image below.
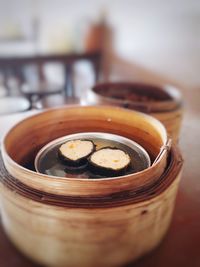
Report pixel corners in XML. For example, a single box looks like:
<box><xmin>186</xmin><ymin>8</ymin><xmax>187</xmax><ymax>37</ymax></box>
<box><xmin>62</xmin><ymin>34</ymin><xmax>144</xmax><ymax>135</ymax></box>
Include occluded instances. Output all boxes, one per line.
<box><xmin>0</xmin><ymin>106</ymin><xmax>183</xmax><ymax>267</ymax></box>
<box><xmin>2</xmin><ymin>106</ymin><xmax>169</xmax><ymax>196</ymax></box>
<box><xmin>87</xmin><ymin>82</ymin><xmax>183</xmax><ymax>142</ymax></box>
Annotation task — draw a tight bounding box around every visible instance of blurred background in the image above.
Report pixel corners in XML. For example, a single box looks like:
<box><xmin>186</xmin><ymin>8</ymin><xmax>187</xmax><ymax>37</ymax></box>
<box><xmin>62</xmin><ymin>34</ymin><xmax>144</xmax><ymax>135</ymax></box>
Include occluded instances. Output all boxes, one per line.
<box><xmin>0</xmin><ymin>2</ymin><xmax>200</xmax><ymax>266</ymax></box>
<box><xmin>0</xmin><ymin>0</ymin><xmax>199</xmax><ymax>113</ymax></box>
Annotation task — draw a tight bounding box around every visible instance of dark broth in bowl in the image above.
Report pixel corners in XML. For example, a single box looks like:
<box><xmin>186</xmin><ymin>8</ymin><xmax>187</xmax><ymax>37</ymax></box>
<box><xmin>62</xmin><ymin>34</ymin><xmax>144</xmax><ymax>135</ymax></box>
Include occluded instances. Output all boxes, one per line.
<box><xmin>36</xmin><ymin>137</ymin><xmax>150</xmax><ymax>179</ymax></box>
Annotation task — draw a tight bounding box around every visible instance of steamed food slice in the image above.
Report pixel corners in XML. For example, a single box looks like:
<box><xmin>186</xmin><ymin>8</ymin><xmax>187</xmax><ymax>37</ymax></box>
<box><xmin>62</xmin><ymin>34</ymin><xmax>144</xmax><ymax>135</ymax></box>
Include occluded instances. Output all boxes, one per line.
<box><xmin>89</xmin><ymin>147</ymin><xmax>131</xmax><ymax>177</ymax></box>
<box><xmin>58</xmin><ymin>139</ymin><xmax>95</xmax><ymax>166</ymax></box>
<box><xmin>90</xmin><ymin>147</ymin><xmax>131</xmax><ymax>171</ymax></box>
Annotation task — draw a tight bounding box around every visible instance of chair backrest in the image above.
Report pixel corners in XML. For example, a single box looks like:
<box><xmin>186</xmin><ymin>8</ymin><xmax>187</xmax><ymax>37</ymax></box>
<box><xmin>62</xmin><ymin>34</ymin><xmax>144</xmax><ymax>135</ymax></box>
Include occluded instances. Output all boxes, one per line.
<box><xmin>0</xmin><ymin>51</ymin><xmax>102</xmax><ymax>97</ymax></box>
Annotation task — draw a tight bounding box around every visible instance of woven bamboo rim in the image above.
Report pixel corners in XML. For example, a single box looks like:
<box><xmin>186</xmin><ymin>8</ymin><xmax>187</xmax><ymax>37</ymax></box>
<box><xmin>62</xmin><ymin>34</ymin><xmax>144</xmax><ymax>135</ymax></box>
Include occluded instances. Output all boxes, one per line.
<box><xmin>0</xmin><ymin>145</ymin><xmax>183</xmax><ymax>208</ymax></box>
<box><xmin>2</xmin><ymin>106</ymin><xmax>169</xmax><ymax>196</ymax></box>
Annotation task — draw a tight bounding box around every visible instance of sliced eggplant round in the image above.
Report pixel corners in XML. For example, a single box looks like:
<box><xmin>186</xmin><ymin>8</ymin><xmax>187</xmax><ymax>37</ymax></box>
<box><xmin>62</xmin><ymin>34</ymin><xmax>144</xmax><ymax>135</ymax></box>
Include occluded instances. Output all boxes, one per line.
<box><xmin>89</xmin><ymin>147</ymin><xmax>131</xmax><ymax>177</ymax></box>
<box><xmin>58</xmin><ymin>139</ymin><xmax>95</xmax><ymax>166</ymax></box>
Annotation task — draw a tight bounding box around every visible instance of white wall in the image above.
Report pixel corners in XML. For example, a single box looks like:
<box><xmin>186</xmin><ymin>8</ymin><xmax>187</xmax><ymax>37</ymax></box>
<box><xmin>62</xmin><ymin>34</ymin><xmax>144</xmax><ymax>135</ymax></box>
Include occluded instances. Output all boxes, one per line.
<box><xmin>0</xmin><ymin>0</ymin><xmax>199</xmax><ymax>87</ymax></box>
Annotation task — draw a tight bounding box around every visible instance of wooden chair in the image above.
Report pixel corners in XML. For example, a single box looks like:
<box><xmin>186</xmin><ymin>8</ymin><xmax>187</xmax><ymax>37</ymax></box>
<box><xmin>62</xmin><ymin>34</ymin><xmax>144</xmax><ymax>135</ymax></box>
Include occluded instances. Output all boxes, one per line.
<box><xmin>0</xmin><ymin>51</ymin><xmax>102</xmax><ymax>107</ymax></box>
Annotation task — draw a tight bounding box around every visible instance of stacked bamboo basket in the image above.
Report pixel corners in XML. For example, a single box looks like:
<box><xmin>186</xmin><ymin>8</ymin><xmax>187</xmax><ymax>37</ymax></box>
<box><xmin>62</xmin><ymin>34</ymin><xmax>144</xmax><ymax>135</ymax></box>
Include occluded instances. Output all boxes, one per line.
<box><xmin>88</xmin><ymin>82</ymin><xmax>183</xmax><ymax>142</ymax></box>
<box><xmin>0</xmin><ymin>106</ymin><xmax>183</xmax><ymax>267</ymax></box>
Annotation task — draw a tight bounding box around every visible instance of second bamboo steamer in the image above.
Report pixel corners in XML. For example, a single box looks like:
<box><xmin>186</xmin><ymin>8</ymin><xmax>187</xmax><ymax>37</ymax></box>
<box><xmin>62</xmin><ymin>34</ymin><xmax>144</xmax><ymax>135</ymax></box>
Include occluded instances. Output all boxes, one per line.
<box><xmin>88</xmin><ymin>82</ymin><xmax>183</xmax><ymax>142</ymax></box>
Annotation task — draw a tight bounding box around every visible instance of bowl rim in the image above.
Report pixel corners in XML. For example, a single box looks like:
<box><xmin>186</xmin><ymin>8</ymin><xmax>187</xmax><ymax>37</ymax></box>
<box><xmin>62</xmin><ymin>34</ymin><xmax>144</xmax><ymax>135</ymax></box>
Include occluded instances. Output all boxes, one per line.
<box><xmin>34</xmin><ymin>132</ymin><xmax>152</xmax><ymax>176</ymax></box>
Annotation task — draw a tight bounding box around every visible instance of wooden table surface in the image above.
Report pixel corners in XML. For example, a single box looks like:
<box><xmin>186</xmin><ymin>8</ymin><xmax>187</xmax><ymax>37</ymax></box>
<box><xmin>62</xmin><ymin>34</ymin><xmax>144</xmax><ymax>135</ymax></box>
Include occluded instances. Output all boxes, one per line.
<box><xmin>0</xmin><ymin>88</ymin><xmax>199</xmax><ymax>267</ymax></box>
